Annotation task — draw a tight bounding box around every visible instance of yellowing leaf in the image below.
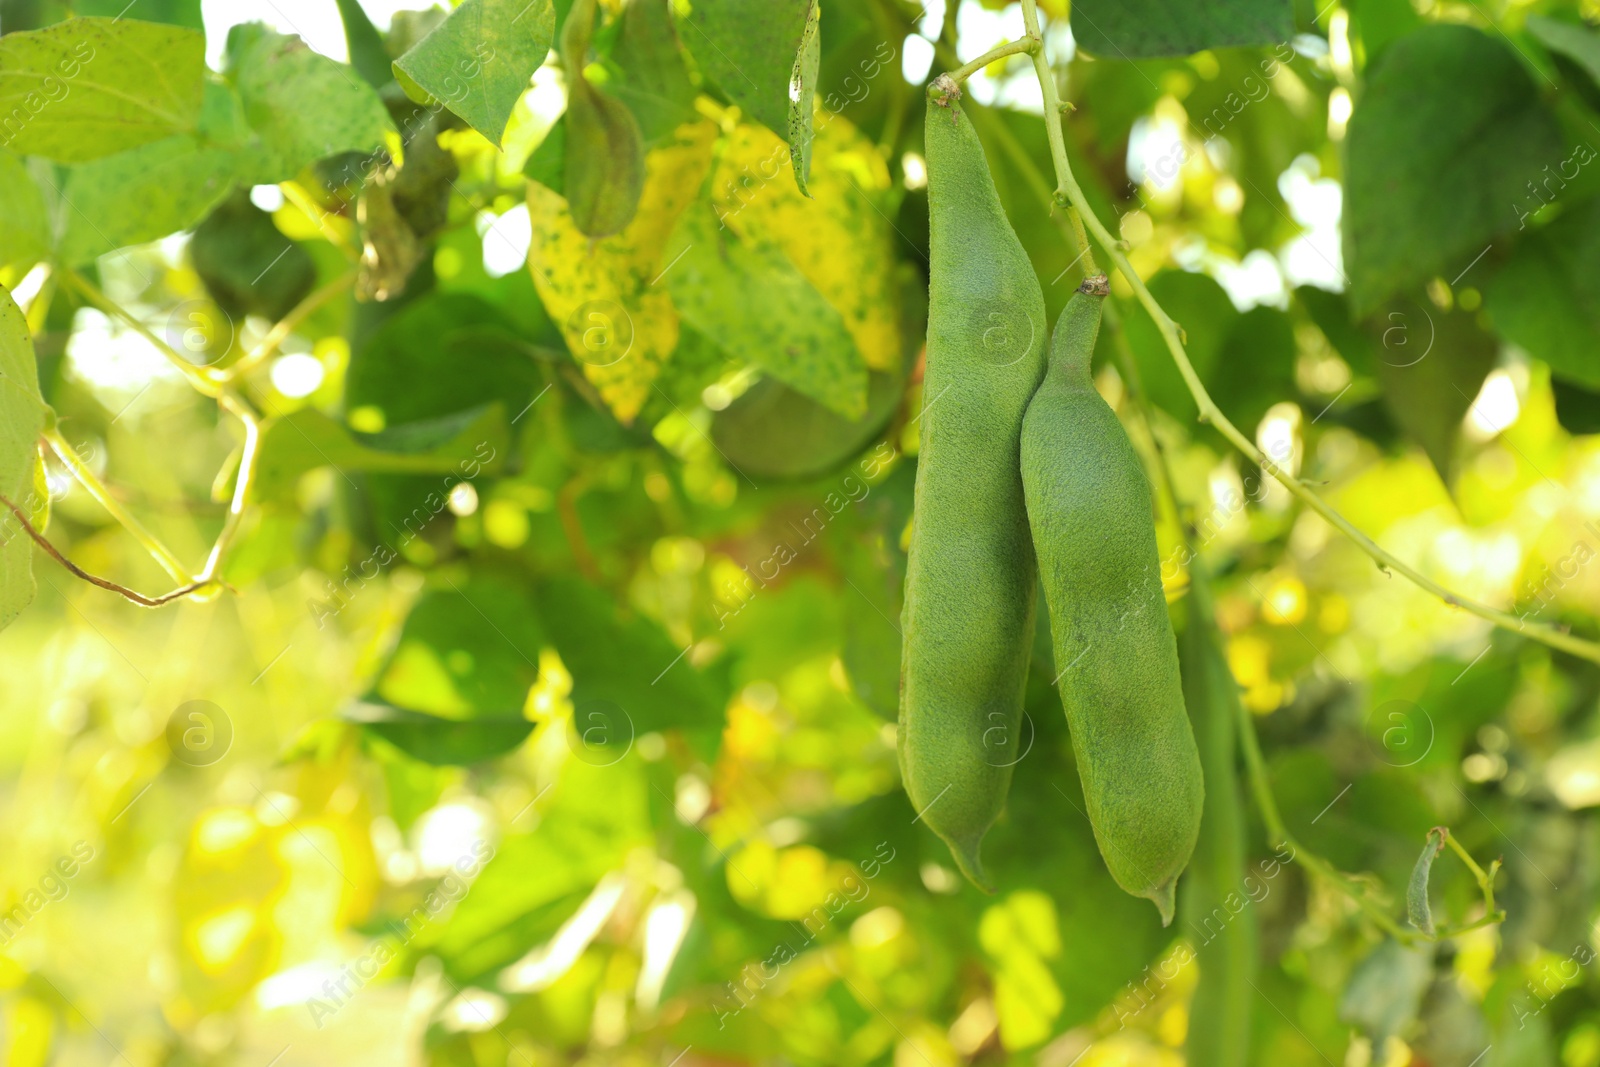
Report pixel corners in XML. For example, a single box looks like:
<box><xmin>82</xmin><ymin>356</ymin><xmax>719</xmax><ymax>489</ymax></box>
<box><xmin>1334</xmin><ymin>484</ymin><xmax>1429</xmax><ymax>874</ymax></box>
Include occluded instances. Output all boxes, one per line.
<box><xmin>666</xmin><ymin>201</ymin><xmax>867</xmax><ymax>418</ymax></box>
<box><xmin>528</xmin><ymin>120</ymin><xmax>716</xmax><ymax>422</ymax></box>
<box><xmin>709</xmin><ymin>113</ymin><xmax>901</xmax><ymax>371</ymax></box>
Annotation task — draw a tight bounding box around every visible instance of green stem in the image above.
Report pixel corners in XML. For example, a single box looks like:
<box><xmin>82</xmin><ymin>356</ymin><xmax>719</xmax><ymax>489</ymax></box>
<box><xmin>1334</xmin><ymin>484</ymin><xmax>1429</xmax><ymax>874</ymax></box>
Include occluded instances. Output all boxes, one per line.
<box><xmin>43</xmin><ymin>429</ymin><xmax>194</xmax><ymax>585</ymax></box>
<box><xmin>1442</xmin><ymin>830</ymin><xmax>1502</xmax><ymax>923</ymax></box>
<box><xmin>1012</xmin><ymin>0</ymin><xmax>1600</xmax><ymax>667</ymax></box>
<box><xmin>217</xmin><ymin>271</ymin><xmax>355</xmax><ymax>385</ymax></box>
<box><xmin>280</xmin><ymin>181</ymin><xmax>361</xmax><ymax>262</ymax></box>
<box><xmin>946</xmin><ymin>37</ymin><xmax>1039</xmax><ymax>85</ymax></box>
<box><xmin>198</xmin><ymin>391</ymin><xmax>261</xmax><ymax>586</ymax></box>
<box><xmin>1109</xmin><ymin>298</ymin><xmax>1416</xmax><ymax>940</ymax></box>
<box><xmin>1022</xmin><ymin>10</ymin><xmax>1508</xmax><ymax>945</ymax></box>
<box><xmin>1231</xmin><ymin>679</ymin><xmax>1417</xmax><ymax>941</ymax></box>
<box><xmin>61</xmin><ymin>270</ymin><xmax>220</xmax><ymax>398</ymax></box>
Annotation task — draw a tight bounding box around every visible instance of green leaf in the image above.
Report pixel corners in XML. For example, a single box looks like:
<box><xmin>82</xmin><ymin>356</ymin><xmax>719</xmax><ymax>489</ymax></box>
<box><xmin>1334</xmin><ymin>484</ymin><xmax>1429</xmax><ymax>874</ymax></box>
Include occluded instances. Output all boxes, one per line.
<box><xmin>346</xmin><ymin>292</ymin><xmax>542</xmax><ymax>424</ymax></box>
<box><xmin>678</xmin><ymin>0</ymin><xmax>818</xmax><ymax>194</ymax></box>
<box><xmin>1343</xmin><ymin>25</ymin><xmax>1563</xmax><ymax>314</ymax></box>
<box><xmin>1212</xmin><ymin>304</ymin><xmax>1298</xmax><ymax>432</ymax></box>
<box><xmin>1339</xmin><ymin>940</ymin><xmax>1435</xmax><ymax>1049</ymax></box>
<box><xmin>72</xmin><ymin>0</ymin><xmax>203</xmax><ymax>30</ymax></box>
<box><xmin>189</xmin><ymin>192</ymin><xmax>317</xmax><ymax>322</ymax></box>
<box><xmin>1297</xmin><ymin>284</ymin><xmax>1378</xmax><ymax>377</ymax></box>
<box><xmin>381</xmin><ymin>580</ymin><xmax>544</xmax><ymax>715</ymax></box>
<box><xmin>564</xmin><ymin>82</ymin><xmax>645</xmax><ymax>237</ymax></box>
<box><xmin>563</xmin><ymin>0</ymin><xmax>645</xmax><ymax>237</ymax></box>
<box><xmin>347</xmin><ymin>579</ymin><xmax>544</xmax><ymax>765</ymax></box>
<box><xmin>335</xmin><ymin>0</ymin><xmax>395</xmax><ymax>89</ymax></box>
<box><xmin>1526</xmin><ymin>15</ymin><xmax>1600</xmax><ymax>92</ymax></box>
<box><xmin>523</xmin><ymin>116</ymin><xmax>566</xmax><ymax>188</ymax></box>
<box><xmin>252</xmin><ymin>405</ymin><xmax>507</xmax><ymax>502</ymax></box>
<box><xmin>0</xmin><ymin>150</ymin><xmax>49</xmax><ymax>274</ymax></box>
<box><xmin>349</xmin><ymin>702</ymin><xmax>534</xmax><ymax>766</ymax></box>
<box><xmin>1120</xmin><ymin>270</ymin><xmax>1239</xmax><ymax>425</ymax></box>
<box><xmin>1406</xmin><ymin>827</ymin><xmax>1445</xmax><ymax>935</ymax></box>
<box><xmin>0</xmin><ymin>285</ymin><xmax>48</xmax><ymax>632</ymax></box>
<box><xmin>610</xmin><ymin>0</ymin><xmax>698</xmax><ymax>147</ymax></box>
<box><xmin>1483</xmin><ymin>198</ymin><xmax>1600</xmax><ymax>389</ymax></box>
<box><xmin>1371</xmin><ymin>298</ymin><xmax>1497</xmax><ymax>481</ymax></box>
<box><xmin>787</xmin><ymin>0</ymin><xmax>820</xmax><ymax>196</ymax></box>
<box><xmin>0</xmin><ymin>16</ymin><xmax>204</xmax><ymax>162</ymax></box>
<box><xmin>1551</xmin><ymin>378</ymin><xmax>1600</xmax><ymax>436</ymax></box>
<box><xmin>665</xmin><ymin>202</ymin><xmax>868</xmax><ymax>419</ymax></box>
<box><xmin>226</xmin><ymin>23</ymin><xmax>394</xmax><ymax>183</ymax></box>
<box><xmin>1344</xmin><ymin>0</ymin><xmax>1421</xmax><ymax>61</ymax></box>
<box><xmin>58</xmin><ymin>134</ymin><xmax>238</xmax><ymax>265</ymax></box>
<box><xmin>1070</xmin><ymin>0</ymin><xmax>1292</xmax><ymax>59</ymax></box>
<box><xmin>712</xmin><ymin>370</ymin><xmax>902</xmax><ymax>481</ymax></box>
<box><xmin>537</xmin><ymin>575</ymin><xmax>727</xmax><ymax>743</ymax></box>
<box><xmin>391</xmin><ymin>0</ymin><xmax>557</xmax><ymax>146</ymax></box>
<box><xmin>403</xmin><ymin>756</ymin><xmax>651</xmax><ymax>981</ymax></box>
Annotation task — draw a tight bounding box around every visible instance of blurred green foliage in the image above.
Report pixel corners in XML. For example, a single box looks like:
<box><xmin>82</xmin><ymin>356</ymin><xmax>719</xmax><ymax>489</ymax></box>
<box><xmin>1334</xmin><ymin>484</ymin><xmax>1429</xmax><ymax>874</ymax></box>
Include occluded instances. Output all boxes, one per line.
<box><xmin>1</xmin><ymin>1</ymin><xmax>1600</xmax><ymax>1066</ymax></box>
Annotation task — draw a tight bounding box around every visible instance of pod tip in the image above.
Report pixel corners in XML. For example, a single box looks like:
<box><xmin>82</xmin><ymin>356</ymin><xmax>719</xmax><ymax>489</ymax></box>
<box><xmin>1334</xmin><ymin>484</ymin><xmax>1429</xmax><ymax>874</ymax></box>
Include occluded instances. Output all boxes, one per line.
<box><xmin>1149</xmin><ymin>880</ymin><xmax>1177</xmax><ymax>926</ymax></box>
<box><xmin>948</xmin><ymin>836</ymin><xmax>995</xmax><ymax>894</ymax></box>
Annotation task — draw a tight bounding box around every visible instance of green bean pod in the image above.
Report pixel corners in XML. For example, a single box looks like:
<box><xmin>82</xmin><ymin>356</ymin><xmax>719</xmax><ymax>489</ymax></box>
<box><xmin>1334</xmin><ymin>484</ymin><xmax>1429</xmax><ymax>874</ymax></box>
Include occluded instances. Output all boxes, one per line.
<box><xmin>1179</xmin><ymin>562</ymin><xmax>1256</xmax><ymax>1065</ymax></box>
<box><xmin>1020</xmin><ymin>283</ymin><xmax>1203</xmax><ymax>922</ymax></box>
<box><xmin>899</xmin><ymin>78</ymin><xmax>1048</xmax><ymax>889</ymax></box>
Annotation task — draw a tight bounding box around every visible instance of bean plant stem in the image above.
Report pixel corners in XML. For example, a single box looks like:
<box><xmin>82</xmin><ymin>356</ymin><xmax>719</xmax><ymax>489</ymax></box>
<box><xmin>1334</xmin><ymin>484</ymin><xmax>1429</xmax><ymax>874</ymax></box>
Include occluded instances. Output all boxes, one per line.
<box><xmin>199</xmin><ymin>391</ymin><xmax>261</xmax><ymax>585</ymax></box>
<box><xmin>946</xmin><ymin>37</ymin><xmax>1039</xmax><ymax>85</ymax></box>
<box><xmin>0</xmin><ymin>494</ymin><xmax>210</xmax><ymax>607</ymax></box>
<box><xmin>217</xmin><ymin>271</ymin><xmax>355</xmax><ymax>385</ymax></box>
<box><xmin>1012</xmin><ymin>0</ymin><xmax>1600</xmax><ymax>667</ymax></box>
<box><xmin>279</xmin><ymin>182</ymin><xmax>361</xmax><ymax>262</ymax></box>
<box><xmin>1107</xmin><ymin>257</ymin><xmax>1500</xmax><ymax>946</ymax></box>
<box><xmin>61</xmin><ymin>270</ymin><xmax>220</xmax><ymax>398</ymax></box>
<box><xmin>43</xmin><ymin>428</ymin><xmax>195</xmax><ymax>585</ymax></box>
<box><xmin>47</xmin><ymin>270</ymin><xmax>282</xmax><ymax>602</ymax></box>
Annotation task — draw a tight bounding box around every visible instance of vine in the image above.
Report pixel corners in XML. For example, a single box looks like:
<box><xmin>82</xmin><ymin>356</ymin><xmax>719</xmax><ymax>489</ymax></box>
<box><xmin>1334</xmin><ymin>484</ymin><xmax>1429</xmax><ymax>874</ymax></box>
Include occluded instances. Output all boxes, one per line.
<box><xmin>16</xmin><ymin>246</ymin><xmax>357</xmax><ymax>608</ymax></box>
<box><xmin>983</xmin><ymin>0</ymin><xmax>1600</xmax><ymax>668</ymax></box>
